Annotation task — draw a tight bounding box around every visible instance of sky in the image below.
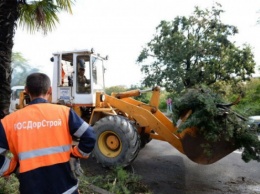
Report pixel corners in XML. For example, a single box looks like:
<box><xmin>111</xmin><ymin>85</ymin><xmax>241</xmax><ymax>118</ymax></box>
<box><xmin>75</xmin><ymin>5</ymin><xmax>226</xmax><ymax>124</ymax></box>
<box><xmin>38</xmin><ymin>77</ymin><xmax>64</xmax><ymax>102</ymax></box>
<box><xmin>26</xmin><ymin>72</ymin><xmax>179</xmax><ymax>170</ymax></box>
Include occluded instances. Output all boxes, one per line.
<box><xmin>13</xmin><ymin>0</ymin><xmax>260</xmax><ymax>87</ymax></box>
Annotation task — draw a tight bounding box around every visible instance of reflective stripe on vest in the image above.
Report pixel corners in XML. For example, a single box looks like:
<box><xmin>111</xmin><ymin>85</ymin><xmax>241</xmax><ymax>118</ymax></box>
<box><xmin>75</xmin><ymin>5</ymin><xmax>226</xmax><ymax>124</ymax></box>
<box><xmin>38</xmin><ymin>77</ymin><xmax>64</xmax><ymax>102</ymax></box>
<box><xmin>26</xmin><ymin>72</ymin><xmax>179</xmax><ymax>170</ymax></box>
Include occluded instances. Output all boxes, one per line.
<box><xmin>2</xmin><ymin>103</ymin><xmax>72</xmax><ymax>173</ymax></box>
<box><xmin>73</xmin><ymin>122</ymin><xmax>89</xmax><ymax>137</ymax></box>
<box><xmin>0</xmin><ymin>157</ymin><xmax>10</xmax><ymax>176</ymax></box>
<box><xmin>19</xmin><ymin>145</ymin><xmax>71</xmax><ymax>160</ymax></box>
<box><xmin>62</xmin><ymin>182</ymin><xmax>78</xmax><ymax>194</ymax></box>
<box><xmin>0</xmin><ymin>148</ymin><xmax>6</xmax><ymax>154</ymax></box>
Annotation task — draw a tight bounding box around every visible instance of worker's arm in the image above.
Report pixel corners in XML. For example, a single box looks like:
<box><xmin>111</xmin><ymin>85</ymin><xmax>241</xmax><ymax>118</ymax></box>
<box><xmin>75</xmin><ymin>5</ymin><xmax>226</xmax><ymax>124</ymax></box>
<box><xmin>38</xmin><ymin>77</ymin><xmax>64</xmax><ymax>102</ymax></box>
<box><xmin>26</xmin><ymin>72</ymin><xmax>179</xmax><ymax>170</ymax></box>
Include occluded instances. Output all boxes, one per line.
<box><xmin>68</xmin><ymin>109</ymin><xmax>96</xmax><ymax>159</ymax></box>
<box><xmin>0</xmin><ymin>123</ymin><xmax>18</xmax><ymax>177</ymax></box>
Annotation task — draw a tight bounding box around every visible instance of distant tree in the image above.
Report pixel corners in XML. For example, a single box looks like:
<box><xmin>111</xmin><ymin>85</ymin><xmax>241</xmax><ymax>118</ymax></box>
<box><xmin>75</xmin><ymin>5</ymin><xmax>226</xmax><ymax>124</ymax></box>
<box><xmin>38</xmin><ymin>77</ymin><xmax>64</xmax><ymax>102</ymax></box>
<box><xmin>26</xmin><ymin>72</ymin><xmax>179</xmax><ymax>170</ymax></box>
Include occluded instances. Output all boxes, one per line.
<box><xmin>105</xmin><ymin>85</ymin><xmax>152</xmax><ymax>104</ymax></box>
<box><xmin>229</xmin><ymin>78</ymin><xmax>260</xmax><ymax>116</ymax></box>
<box><xmin>128</xmin><ymin>84</ymin><xmax>151</xmax><ymax>104</ymax></box>
<box><xmin>0</xmin><ymin>0</ymin><xmax>73</xmax><ymax>117</ymax></box>
<box><xmin>128</xmin><ymin>85</ymin><xmax>173</xmax><ymax>111</ymax></box>
<box><xmin>105</xmin><ymin>85</ymin><xmax>128</xmax><ymax>95</ymax></box>
<box><xmin>11</xmin><ymin>52</ymin><xmax>40</xmax><ymax>87</ymax></box>
<box><xmin>137</xmin><ymin>3</ymin><xmax>256</xmax><ymax>93</ymax></box>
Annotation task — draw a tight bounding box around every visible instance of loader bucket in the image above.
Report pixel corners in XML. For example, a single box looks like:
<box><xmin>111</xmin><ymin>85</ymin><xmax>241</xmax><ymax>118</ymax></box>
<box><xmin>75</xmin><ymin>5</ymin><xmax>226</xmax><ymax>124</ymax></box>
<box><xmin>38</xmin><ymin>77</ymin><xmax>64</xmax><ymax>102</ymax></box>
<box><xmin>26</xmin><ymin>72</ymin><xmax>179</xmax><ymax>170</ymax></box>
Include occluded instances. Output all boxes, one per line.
<box><xmin>180</xmin><ymin>127</ymin><xmax>237</xmax><ymax>165</ymax></box>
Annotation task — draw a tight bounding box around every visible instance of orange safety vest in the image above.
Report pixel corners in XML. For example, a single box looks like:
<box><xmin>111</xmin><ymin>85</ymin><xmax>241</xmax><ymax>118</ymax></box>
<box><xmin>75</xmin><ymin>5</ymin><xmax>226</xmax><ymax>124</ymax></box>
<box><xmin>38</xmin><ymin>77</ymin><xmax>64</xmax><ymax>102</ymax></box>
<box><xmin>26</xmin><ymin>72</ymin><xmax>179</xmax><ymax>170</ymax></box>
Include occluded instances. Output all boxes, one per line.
<box><xmin>2</xmin><ymin>103</ymin><xmax>72</xmax><ymax>173</ymax></box>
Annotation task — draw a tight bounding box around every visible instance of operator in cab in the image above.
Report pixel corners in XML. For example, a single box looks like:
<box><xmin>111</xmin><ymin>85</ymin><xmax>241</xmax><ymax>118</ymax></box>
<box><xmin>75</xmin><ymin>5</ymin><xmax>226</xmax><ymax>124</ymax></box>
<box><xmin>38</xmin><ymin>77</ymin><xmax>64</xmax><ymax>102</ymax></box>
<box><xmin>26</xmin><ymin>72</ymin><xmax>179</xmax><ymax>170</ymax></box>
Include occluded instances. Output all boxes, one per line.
<box><xmin>77</xmin><ymin>59</ymin><xmax>90</xmax><ymax>93</ymax></box>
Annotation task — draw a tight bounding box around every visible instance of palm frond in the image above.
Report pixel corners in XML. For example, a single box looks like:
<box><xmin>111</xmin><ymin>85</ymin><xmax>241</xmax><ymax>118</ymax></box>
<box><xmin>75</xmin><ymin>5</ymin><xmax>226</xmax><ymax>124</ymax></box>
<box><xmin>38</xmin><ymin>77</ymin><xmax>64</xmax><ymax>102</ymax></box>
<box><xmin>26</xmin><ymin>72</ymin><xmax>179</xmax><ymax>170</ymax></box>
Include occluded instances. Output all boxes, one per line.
<box><xmin>18</xmin><ymin>0</ymin><xmax>73</xmax><ymax>34</ymax></box>
<box><xmin>56</xmin><ymin>0</ymin><xmax>74</xmax><ymax>14</ymax></box>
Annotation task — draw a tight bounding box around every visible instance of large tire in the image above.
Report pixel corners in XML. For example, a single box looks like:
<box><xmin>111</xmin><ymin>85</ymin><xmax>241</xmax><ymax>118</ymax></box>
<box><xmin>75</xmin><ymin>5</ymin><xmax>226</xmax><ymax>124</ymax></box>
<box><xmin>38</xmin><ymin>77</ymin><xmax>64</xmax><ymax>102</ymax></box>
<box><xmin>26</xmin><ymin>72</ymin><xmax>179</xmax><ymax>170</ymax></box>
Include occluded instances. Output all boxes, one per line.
<box><xmin>93</xmin><ymin>115</ymin><xmax>140</xmax><ymax>168</ymax></box>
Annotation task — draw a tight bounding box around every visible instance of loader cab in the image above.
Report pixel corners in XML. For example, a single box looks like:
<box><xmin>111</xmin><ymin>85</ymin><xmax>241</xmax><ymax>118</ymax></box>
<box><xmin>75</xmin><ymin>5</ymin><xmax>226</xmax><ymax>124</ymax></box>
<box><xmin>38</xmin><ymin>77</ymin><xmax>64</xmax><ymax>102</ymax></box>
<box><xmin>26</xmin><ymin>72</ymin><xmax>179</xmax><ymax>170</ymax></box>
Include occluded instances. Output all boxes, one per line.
<box><xmin>51</xmin><ymin>49</ymin><xmax>106</xmax><ymax>107</ymax></box>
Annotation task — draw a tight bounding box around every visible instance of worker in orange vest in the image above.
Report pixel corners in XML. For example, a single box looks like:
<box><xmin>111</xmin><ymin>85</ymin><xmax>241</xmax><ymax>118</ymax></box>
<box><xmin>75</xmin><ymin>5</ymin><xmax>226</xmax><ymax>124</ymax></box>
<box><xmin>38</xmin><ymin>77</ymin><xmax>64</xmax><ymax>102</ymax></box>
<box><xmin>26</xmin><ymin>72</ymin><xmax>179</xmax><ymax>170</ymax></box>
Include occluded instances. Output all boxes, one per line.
<box><xmin>0</xmin><ymin>73</ymin><xmax>96</xmax><ymax>194</ymax></box>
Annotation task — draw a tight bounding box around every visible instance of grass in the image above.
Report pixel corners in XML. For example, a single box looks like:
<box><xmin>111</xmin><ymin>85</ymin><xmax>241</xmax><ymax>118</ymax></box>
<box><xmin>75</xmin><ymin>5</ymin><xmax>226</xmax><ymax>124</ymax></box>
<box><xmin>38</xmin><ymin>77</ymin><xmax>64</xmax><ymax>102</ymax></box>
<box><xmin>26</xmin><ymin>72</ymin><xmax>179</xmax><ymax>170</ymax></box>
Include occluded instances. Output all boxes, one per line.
<box><xmin>0</xmin><ymin>167</ymin><xmax>151</xmax><ymax>194</ymax></box>
<box><xmin>81</xmin><ymin>166</ymin><xmax>151</xmax><ymax>194</ymax></box>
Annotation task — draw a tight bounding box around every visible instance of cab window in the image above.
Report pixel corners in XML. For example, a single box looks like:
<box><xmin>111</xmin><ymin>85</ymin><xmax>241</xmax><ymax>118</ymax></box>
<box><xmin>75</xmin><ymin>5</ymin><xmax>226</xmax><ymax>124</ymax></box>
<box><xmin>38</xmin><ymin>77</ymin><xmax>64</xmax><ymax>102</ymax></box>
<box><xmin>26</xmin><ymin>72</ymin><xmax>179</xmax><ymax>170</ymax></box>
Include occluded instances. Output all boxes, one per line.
<box><xmin>76</xmin><ymin>56</ymin><xmax>91</xmax><ymax>94</ymax></box>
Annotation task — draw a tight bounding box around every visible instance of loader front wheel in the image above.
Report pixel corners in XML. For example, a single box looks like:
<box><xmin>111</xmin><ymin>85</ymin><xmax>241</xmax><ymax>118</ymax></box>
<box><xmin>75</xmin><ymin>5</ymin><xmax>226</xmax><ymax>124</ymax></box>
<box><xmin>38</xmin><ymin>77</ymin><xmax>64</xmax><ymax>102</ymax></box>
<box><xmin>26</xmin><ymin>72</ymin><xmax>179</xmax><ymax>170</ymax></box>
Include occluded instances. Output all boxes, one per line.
<box><xmin>93</xmin><ymin>116</ymin><xmax>140</xmax><ymax>168</ymax></box>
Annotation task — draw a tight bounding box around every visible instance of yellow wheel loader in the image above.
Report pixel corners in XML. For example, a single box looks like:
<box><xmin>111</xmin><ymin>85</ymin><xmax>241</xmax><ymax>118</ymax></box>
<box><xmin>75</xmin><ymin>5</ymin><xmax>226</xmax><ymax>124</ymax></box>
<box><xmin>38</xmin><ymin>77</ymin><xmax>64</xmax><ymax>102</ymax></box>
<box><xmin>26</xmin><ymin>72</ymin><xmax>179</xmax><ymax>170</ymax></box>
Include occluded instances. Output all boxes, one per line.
<box><xmin>19</xmin><ymin>49</ymin><xmax>236</xmax><ymax>168</ymax></box>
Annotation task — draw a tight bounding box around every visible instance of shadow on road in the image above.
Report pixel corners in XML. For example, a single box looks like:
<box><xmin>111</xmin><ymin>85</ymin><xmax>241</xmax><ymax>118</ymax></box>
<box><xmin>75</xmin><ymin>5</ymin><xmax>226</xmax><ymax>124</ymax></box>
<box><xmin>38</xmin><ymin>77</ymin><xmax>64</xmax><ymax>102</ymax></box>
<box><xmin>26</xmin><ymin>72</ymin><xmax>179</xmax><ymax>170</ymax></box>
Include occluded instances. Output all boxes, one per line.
<box><xmin>133</xmin><ymin>154</ymin><xmax>186</xmax><ymax>194</ymax></box>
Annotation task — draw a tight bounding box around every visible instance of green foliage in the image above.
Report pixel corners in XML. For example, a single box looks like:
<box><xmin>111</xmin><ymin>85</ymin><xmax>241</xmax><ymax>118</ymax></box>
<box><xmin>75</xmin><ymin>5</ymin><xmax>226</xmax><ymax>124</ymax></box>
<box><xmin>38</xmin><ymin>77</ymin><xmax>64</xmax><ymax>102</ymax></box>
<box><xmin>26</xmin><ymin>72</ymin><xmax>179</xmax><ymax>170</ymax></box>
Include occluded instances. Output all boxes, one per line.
<box><xmin>105</xmin><ymin>85</ymin><xmax>128</xmax><ymax>95</ymax></box>
<box><xmin>228</xmin><ymin>78</ymin><xmax>260</xmax><ymax>116</ymax></box>
<box><xmin>0</xmin><ymin>167</ymin><xmax>150</xmax><ymax>194</ymax></box>
<box><xmin>11</xmin><ymin>52</ymin><xmax>40</xmax><ymax>87</ymax></box>
<box><xmin>18</xmin><ymin>0</ymin><xmax>73</xmax><ymax>34</ymax></box>
<box><xmin>159</xmin><ymin>92</ymin><xmax>168</xmax><ymax>111</ymax></box>
<box><xmin>106</xmin><ymin>84</ymin><xmax>177</xmax><ymax>113</ymax></box>
<box><xmin>105</xmin><ymin>84</ymin><xmax>174</xmax><ymax>115</ymax></box>
<box><xmin>172</xmin><ymin>86</ymin><xmax>260</xmax><ymax>162</ymax></box>
<box><xmin>236</xmin><ymin>131</ymin><xmax>260</xmax><ymax>162</ymax></box>
<box><xmin>205</xmin><ymin>78</ymin><xmax>260</xmax><ymax>117</ymax></box>
<box><xmin>128</xmin><ymin>84</ymin><xmax>151</xmax><ymax>104</ymax></box>
<box><xmin>82</xmin><ymin>167</ymin><xmax>150</xmax><ymax>194</ymax></box>
<box><xmin>137</xmin><ymin>3</ymin><xmax>255</xmax><ymax>92</ymax></box>
<box><xmin>0</xmin><ymin>175</ymin><xmax>19</xmax><ymax>194</ymax></box>
<box><xmin>106</xmin><ymin>84</ymin><xmax>154</xmax><ymax>105</ymax></box>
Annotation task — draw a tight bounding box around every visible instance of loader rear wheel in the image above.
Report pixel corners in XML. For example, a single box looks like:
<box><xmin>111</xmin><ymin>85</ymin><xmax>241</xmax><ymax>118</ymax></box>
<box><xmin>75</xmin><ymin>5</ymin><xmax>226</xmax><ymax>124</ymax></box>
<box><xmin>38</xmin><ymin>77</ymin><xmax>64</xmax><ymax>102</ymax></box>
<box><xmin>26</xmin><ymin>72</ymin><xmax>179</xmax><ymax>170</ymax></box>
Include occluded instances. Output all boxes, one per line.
<box><xmin>93</xmin><ymin>115</ymin><xmax>140</xmax><ymax>168</ymax></box>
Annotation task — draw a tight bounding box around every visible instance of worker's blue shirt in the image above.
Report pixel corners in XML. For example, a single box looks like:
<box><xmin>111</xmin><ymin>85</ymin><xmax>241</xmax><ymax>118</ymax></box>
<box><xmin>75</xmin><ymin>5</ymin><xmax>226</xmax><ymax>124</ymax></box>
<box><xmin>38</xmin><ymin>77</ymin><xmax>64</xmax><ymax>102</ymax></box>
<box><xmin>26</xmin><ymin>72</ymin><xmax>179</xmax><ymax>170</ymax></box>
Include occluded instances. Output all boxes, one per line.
<box><xmin>0</xmin><ymin>98</ymin><xmax>96</xmax><ymax>194</ymax></box>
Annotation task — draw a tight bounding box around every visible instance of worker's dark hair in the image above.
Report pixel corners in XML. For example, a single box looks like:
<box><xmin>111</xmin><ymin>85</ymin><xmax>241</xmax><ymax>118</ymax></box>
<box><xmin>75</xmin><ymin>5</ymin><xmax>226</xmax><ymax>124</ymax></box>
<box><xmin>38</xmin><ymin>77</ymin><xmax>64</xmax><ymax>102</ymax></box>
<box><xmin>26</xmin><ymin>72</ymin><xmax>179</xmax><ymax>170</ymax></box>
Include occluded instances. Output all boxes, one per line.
<box><xmin>26</xmin><ymin>73</ymin><xmax>51</xmax><ymax>97</ymax></box>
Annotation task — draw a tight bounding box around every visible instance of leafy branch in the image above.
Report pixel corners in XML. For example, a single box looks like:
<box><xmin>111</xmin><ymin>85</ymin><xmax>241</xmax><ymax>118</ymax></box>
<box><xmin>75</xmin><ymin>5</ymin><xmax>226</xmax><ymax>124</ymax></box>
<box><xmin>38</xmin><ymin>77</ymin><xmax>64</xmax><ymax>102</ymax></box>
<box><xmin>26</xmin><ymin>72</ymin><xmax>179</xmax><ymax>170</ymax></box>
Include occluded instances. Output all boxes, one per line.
<box><xmin>172</xmin><ymin>86</ymin><xmax>260</xmax><ymax>162</ymax></box>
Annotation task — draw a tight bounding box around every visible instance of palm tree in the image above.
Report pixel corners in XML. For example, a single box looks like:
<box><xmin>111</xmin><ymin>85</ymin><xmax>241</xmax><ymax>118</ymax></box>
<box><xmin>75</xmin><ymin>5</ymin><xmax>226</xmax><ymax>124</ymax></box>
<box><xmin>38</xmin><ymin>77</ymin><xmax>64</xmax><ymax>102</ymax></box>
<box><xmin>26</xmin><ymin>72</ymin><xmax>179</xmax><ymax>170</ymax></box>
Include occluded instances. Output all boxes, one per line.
<box><xmin>0</xmin><ymin>0</ymin><xmax>73</xmax><ymax>118</ymax></box>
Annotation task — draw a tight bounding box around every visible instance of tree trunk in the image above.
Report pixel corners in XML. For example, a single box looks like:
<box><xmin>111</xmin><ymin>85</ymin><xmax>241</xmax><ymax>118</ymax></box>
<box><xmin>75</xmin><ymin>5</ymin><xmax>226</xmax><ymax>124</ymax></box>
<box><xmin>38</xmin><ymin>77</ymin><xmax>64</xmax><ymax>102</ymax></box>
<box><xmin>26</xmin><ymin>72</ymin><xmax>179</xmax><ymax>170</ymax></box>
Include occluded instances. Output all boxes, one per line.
<box><xmin>0</xmin><ymin>0</ymin><xmax>19</xmax><ymax>118</ymax></box>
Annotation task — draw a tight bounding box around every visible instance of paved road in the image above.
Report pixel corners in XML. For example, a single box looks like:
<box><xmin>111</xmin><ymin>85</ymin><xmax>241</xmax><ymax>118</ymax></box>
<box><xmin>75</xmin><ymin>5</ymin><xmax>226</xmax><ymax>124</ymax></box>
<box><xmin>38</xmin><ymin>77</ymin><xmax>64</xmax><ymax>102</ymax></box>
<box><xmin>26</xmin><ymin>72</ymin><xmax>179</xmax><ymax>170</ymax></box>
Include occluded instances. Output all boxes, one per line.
<box><xmin>83</xmin><ymin>139</ymin><xmax>260</xmax><ymax>194</ymax></box>
<box><xmin>132</xmin><ymin>140</ymin><xmax>260</xmax><ymax>194</ymax></box>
